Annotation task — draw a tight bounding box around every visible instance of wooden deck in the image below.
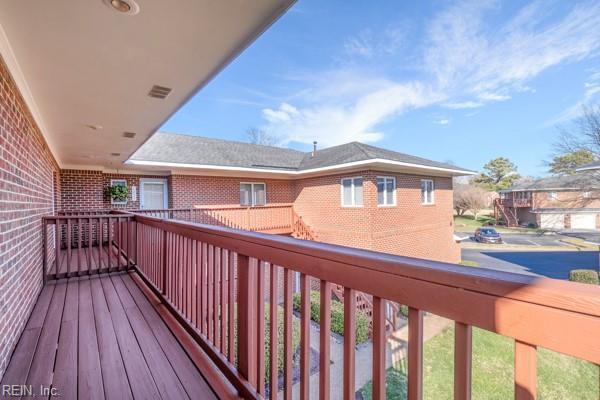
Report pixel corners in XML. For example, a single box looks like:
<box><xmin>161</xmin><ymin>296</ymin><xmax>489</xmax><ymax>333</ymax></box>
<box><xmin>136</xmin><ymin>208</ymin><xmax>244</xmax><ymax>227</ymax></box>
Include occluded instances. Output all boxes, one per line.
<box><xmin>0</xmin><ymin>272</ymin><xmax>222</xmax><ymax>399</ymax></box>
<box><xmin>53</xmin><ymin>246</ymin><xmax>128</xmax><ymax>277</ymax></box>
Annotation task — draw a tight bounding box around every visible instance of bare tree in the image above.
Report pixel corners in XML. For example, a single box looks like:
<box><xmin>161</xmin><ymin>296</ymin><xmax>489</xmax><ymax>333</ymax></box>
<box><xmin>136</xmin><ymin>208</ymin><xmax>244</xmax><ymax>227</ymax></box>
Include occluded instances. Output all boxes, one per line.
<box><xmin>554</xmin><ymin>104</ymin><xmax>600</xmax><ymax>157</ymax></box>
<box><xmin>246</xmin><ymin>127</ymin><xmax>277</xmax><ymax>146</ymax></box>
<box><xmin>454</xmin><ymin>183</ymin><xmax>489</xmax><ymax>220</ymax></box>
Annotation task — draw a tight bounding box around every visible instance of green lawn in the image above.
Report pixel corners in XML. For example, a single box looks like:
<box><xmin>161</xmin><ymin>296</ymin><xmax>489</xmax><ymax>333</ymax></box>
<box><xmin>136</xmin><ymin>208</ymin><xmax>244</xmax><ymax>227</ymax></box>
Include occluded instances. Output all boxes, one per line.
<box><xmin>359</xmin><ymin>327</ymin><xmax>598</xmax><ymax>400</ymax></box>
<box><xmin>454</xmin><ymin>215</ymin><xmax>545</xmax><ymax>234</ymax></box>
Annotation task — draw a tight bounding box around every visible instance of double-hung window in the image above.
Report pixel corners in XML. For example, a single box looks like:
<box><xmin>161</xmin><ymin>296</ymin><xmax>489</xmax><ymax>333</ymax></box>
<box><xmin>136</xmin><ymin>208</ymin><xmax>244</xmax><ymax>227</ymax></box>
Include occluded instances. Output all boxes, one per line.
<box><xmin>421</xmin><ymin>179</ymin><xmax>435</xmax><ymax>205</ymax></box>
<box><xmin>341</xmin><ymin>177</ymin><xmax>363</xmax><ymax>207</ymax></box>
<box><xmin>548</xmin><ymin>191</ymin><xmax>557</xmax><ymax>200</ymax></box>
<box><xmin>240</xmin><ymin>183</ymin><xmax>266</xmax><ymax>206</ymax></box>
<box><xmin>377</xmin><ymin>176</ymin><xmax>396</xmax><ymax>206</ymax></box>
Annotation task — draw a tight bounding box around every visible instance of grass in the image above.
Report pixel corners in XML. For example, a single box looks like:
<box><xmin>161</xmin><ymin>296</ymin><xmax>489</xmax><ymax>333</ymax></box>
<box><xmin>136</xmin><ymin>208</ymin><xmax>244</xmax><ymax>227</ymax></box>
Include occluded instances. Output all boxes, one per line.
<box><xmin>359</xmin><ymin>327</ymin><xmax>599</xmax><ymax>400</ymax></box>
<box><xmin>454</xmin><ymin>215</ymin><xmax>547</xmax><ymax>234</ymax></box>
<box><xmin>459</xmin><ymin>260</ymin><xmax>479</xmax><ymax>267</ymax></box>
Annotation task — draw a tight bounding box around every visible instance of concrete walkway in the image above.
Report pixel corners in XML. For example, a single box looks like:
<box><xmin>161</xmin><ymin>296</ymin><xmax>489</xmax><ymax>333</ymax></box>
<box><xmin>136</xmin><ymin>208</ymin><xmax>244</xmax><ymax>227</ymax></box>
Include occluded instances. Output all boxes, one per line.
<box><xmin>284</xmin><ymin>314</ymin><xmax>452</xmax><ymax>399</ymax></box>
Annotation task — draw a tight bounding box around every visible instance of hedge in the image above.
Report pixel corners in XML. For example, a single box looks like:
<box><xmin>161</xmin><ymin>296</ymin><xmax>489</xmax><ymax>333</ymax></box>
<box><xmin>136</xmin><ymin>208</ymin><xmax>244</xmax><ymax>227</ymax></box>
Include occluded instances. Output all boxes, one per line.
<box><xmin>293</xmin><ymin>290</ymin><xmax>370</xmax><ymax>344</ymax></box>
<box><xmin>234</xmin><ymin>306</ymin><xmax>301</xmax><ymax>383</ymax></box>
<box><xmin>569</xmin><ymin>269</ymin><xmax>600</xmax><ymax>285</ymax></box>
<box><xmin>265</xmin><ymin>306</ymin><xmax>301</xmax><ymax>382</ymax></box>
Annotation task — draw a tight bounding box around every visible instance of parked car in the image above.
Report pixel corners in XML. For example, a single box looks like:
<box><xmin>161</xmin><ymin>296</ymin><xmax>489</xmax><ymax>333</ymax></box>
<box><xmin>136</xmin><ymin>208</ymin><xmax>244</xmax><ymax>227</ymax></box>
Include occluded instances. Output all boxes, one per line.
<box><xmin>474</xmin><ymin>227</ymin><xmax>503</xmax><ymax>243</ymax></box>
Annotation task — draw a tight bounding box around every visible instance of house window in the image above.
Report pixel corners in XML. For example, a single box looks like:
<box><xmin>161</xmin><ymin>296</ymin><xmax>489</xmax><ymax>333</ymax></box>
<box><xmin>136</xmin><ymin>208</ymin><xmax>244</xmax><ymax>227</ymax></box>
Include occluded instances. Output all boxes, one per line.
<box><xmin>341</xmin><ymin>177</ymin><xmax>363</xmax><ymax>207</ymax></box>
<box><xmin>240</xmin><ymin>183</ymin><xmax>266</xmax><ymax>206</ymax></box>
<box><xmin>548</xmin><ymin>192</ymin><xmax>558</xmax><ymax>200</ymax></box>
<box><xmin>421</xmin><ymin>179</ymin><xmax>435</xmax><ymax>204</ymax></box>
<box><xmin>377</xmin><ymin>176</ymin><xmax>396</xmax><ymax>206</ymax></box>
<box><xmin>110</xmin><ymin>179</ymin><xmax>128</xmax><ymax>205</ymax></box>
<box><xmin>584</xmin><ymin>191</ymin><xmax>592</xmax><ymax>198</ymax></box>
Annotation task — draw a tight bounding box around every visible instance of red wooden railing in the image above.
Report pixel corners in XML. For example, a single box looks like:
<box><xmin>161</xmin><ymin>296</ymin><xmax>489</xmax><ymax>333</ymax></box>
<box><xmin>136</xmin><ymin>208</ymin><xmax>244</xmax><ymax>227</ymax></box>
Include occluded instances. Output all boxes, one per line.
<box><xmin>291</xmin><ymin>210</ymin><xmax>316</xmax><ymax>241</ymax></box>
<box><xmin>42</xmin><ymin>211</ymin><xmax>600</xmax><ymax>399</ymax></box>
<box><xmin>127</xmin><ymin>213</ymin><xmax>600</xmax><ymax>400</ymax></box>
<box><xmin>42</xmin><ymin>214</ymin><xmax>136</xmax><ymax>281</ymax></box>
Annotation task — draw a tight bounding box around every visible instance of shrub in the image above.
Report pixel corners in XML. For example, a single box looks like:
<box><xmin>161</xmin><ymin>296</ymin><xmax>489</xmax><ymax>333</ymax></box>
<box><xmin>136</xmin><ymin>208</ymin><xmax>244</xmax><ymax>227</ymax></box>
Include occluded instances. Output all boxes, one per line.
<box><xmin>264</xmin><ymin>306</ymin><xmax>301</xmax><ymax>382</ymax></box>
<box><xmin>233</xmin><ymin>306</ymin><xmax>301</xmax><ymax>383</ymax></box>
<box><xmin>399</xmin><ymin>304</ymin><xmax>409</xmax><ymax>318</ymax></box>
<box><xmin>569</xmin><ymin>269</ymin><xmax>599</xmax><ymax>285</ymax></box>
<box><xmin>293</xmin><ymin>290</ymin><xmax>370</xmax><ymax>344</ymax></box>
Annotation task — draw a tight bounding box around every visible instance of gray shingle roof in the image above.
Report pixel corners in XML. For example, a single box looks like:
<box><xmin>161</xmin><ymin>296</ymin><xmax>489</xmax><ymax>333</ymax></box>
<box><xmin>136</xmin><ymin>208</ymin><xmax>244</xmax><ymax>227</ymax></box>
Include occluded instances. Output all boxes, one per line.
<box><xmin>503</xmin><ymin>172</ymin><xmax>600</xmax><ymax>191</ymax></box>
<box><xmin>130</xmin><ymin>132</ymin><xmax>473</xmax><ymax>173</ymax></box>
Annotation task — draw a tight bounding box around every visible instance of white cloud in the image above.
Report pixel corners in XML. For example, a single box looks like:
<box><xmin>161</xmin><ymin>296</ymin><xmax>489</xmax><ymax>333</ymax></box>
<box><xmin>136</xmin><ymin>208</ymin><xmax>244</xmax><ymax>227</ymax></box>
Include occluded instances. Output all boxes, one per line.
<box><xmin>260</xmin><ymin>1</ymin><xmax>600</xmax><ymax>147</ymax></box>
<box><xmin>548</xmin><ymin>68</ymin><xmax>600</xmax><ymax>124</ymax></box>
<box><xmin>435</xmin><ymin>118</ymin><xmax>450</xmax><ymax>125</ymax></box>
<box><xmin>343</xmin><ymin>24</ymin><xmax>409</xmax><ymax>59</ymax></box>
<box><xmin>478</xmin><ymin>92</ymin><xmax>511</xmax><ymax>102</ymax></box>
<box><xmin>444</xmin><ymin>101</ymin><xmax>484</xmax><ymax>109</ymax></box>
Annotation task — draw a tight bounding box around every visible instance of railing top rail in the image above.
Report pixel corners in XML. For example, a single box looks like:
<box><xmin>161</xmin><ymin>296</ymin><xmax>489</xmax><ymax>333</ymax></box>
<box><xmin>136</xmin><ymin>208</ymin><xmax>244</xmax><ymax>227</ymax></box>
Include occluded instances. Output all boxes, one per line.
<box><xmin>44</xmin><ymin>214</ymin><xmax>135</xmax><ymax>221</ymax></box>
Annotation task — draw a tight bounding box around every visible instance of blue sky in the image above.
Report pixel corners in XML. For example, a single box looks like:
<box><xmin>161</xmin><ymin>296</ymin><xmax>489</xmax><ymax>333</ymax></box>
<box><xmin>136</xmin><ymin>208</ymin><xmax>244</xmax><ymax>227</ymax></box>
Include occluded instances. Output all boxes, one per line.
<box><xmin>162</xmin><ymin>0</ymin><xmax>600</xmax><ymax>177</ymax></box>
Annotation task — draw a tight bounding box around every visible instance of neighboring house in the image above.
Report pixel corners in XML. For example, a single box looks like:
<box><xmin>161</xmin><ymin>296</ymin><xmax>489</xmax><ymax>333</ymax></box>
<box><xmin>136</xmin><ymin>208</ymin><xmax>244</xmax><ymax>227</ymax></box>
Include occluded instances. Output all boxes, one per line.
<box><xmin>495</xmin><ymin>173</ymin><xmax>600</xmax><ymax>229</ymax></box>
<box><xmin>62</xmin><ymin>132</ymin><xmax>475</xmax><ymax>263</ymax></box>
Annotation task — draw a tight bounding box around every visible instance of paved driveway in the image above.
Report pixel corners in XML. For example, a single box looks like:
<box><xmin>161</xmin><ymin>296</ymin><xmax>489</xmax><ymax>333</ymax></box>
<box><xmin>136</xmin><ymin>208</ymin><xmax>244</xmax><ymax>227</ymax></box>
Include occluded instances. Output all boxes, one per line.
<box><xmin>462</xmin><ymin>248</ymin><xmax>600</xmax><ymax>280</ymax></box>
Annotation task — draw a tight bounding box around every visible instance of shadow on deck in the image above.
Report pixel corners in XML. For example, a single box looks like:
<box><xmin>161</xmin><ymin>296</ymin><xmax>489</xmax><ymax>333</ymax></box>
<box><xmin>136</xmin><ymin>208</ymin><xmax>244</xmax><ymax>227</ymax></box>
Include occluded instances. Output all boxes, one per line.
<box><xmin>0</xmin><ymin>272</ymin><xmax>236</xmax><ymax>399</ymax></box>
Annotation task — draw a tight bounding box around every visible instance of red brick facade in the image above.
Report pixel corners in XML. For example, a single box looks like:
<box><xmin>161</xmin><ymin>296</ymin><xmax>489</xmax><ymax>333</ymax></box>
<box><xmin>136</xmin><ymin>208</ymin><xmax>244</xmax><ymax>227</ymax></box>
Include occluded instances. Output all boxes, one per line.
<box><xmin>59</xmin><ymin>169</ymin><xmax>459</xmax><ymax>263</ymax></box>
<box><xmin>0</xmin><ymin>57</ymin><xmax>60</xmax><ymax>378</ymax></box>
<box><xmin>293</xmin><ymin>171</ymin><xmax>460</xmax><ymax>263</ymax></box>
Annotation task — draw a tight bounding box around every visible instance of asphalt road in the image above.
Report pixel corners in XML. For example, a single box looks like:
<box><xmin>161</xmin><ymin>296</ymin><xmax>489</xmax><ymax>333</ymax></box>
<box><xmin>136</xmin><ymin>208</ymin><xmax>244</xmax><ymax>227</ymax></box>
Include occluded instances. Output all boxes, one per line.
<box><xmin>462</xmin><ymin>248</ymin><xmax>600</xmax><ymax>280</ymax></box>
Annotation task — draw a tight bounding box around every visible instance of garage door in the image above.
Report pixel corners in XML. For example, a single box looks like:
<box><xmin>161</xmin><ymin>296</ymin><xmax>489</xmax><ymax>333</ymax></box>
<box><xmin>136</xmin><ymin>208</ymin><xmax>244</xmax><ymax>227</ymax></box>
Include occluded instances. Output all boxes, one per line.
<box><xmin>570</xmin><ymin>213</ymin><xmax>597</xmax><ymax>230</ymax></box>
<box><xmin>540</xmin><ymin>214</ymin><xmax>565</xmax><ymax>230</ymax></box>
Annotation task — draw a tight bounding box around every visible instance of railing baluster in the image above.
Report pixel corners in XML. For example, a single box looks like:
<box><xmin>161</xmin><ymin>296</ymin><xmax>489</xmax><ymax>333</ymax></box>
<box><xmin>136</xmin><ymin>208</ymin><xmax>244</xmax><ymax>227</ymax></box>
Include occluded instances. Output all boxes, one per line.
<box><xmin>343</xmin><ymin>287</ymin><xmax>356</xmax><ymax>400</ymax></box>
<box><xmin>54</xmin><ymin>220</ymin><xmax>61</xmax><ymax>279</ymax></box>
<box><xmin>77</xmin><ymin>217</ymin><xmax>82</xmax><ymax>275</ymax></box>
<box><xmin>300</xmin><ymin>273</ymin><xmax>310</xmax><ymax>400</ymax></box>
<box><xmin>208</xmin><ymin>244</ymin><xmax>214</xmax><ymax>342</ymax></box>
<box><xmin>202</xmin><ymin>242</ymin><xmax>208</xmax><ymax>335</ymax></box>
<box><xmin>408</xmin><ymin>307</ymin><xmax>424</xmax><ymax>400</ymax></box>
<box><xmin>228</xmin><ymin>251</ymin><xmax>235</xmax><ymax>363</ymax></box>
<box><xmin>66</xmin><ymin>218</ymin><xmax>72</xmax><ymax>277</ymax></box>
<box><xmin>221</xmin><ymin>248</ymin><xmax>228</xmax><ymax>354</ymax></box>
<box><xmin>284</xmin><ymin>268</ymin><xmax>293</xmax><ymax>400</ymax></box>
<box><xmin>257</xmin><ymin>260</ymin><xmax>266</xmax><ymax>396</ymax></box>
<box><xmin>98</xmin><ymin>217</ymin><xmax>103</xmax><ymax>271</ymax></box>
<box><xmin>191</xmin><ymin>240</ymin><xmax>197</xmax><ymax>327</ymax></box>
<box><xmin>372</xmin><ymin>297</ymin><xmax>386</xmax><ymax>400</ymax></box>
<box><xmin>454</xmin><ymin>322</ymin><xmax>472</xmax><ymax>400</ymax></box>
<box><xmin>237</xmin><ymin>254</ymin><xmax>257</xmax><ymax>387</ymax></box>
<box><xmin>88</xmin><ymin>217</ymin><xmax>92</xmax><ymax>273</ymax></box>
<box><xmin>515</xmin><ymin>341</ymin><xmax>537</xmax><ymax>400</ymax></box>
<box><xmin>214</xmin><ymin>246</ymin><xmax>221</xmax><ymax>349</ymax></box>
<box><xmin>320</xmin><ymin>280</ymin><xmax>331</xmax><ymax>400</ymax></box>
<box><xmin>269</xmin><ymin>264</ymin><xmax>279</xmax><ymax>399</ymax></box>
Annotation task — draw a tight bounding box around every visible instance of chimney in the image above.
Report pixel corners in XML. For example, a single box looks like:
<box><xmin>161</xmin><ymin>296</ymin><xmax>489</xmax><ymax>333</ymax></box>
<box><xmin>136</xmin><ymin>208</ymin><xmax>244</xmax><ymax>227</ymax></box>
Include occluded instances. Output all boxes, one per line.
<box><xmin>312</xmin><ymin>141</ymin><xmax>317</xmax><ymax>157</ymax></box>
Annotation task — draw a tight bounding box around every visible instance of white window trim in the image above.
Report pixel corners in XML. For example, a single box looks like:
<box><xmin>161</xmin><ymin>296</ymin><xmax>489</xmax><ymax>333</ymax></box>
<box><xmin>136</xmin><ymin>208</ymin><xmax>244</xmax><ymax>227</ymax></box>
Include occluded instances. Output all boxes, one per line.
<box><xmin>110</xmin><ymin>179</ymin><xmax>128</xmax><ymax>205</ymax></box>
<box><xmin>340</xmin><ymin>176</ymin><xmax>364</xmax><ymax>207</ymax></box>
<box><xmin>240</xmin><ymin>182</ymin><xmax>267</xmax><ymax>207</ymax></box>
<box><xmin>139</xmin><ymin>178</ymin><xmax>168</xmax><ymax>209</ymax></box>
<box><xmin>421</xmin><ymin>179</ymin><xmax>435</xmax><ymax>205</ymax></box>
<box><xmin>377</xmin><ymin>176</ymin><xmax>397</xmax><ymax>207</ymax></box>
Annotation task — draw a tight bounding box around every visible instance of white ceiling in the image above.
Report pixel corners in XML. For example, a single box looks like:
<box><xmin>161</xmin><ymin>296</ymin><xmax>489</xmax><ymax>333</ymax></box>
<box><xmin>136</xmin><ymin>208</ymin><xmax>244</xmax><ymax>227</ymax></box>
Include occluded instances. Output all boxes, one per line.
<box><xmin>0</xmin><ymin>0</ymin><xmax>293</xmax><ymax>169</ymax></box>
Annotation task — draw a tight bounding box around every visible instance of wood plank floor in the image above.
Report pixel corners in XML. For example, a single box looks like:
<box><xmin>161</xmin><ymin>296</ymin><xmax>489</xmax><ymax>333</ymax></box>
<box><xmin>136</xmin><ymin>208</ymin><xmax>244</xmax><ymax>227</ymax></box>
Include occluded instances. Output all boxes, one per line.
<box><xmin>50</xmin><ymin>246</ymin><xmax>128</xmax><ymax>278</ymax></box>
<box><xmin>0</xmin><ymin>272</ymin><xmax>218</xmax><ymax>400</ymax></box>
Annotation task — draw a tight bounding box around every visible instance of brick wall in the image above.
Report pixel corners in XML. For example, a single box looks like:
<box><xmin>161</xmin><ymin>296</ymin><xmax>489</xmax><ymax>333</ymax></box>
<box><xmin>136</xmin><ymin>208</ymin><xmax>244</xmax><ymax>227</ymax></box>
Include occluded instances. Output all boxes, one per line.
<box><xmin>0</xmin><ymin>56</ymin><xmax>60</xmax><ymax>379</ymax></box>
<box><xmin>293</xmin><ymin>171</ymin><xmax>460</xmax><ymax>263</ymax></box>
<box><xmin>170</xmin><ymin>175</ymin><xmax>295</xmax><ymax>208</ymax></box>
<box><xmin>60</xmin><ymin>170</ymin><xmax>169</xmax><ymax>211</ymax></box>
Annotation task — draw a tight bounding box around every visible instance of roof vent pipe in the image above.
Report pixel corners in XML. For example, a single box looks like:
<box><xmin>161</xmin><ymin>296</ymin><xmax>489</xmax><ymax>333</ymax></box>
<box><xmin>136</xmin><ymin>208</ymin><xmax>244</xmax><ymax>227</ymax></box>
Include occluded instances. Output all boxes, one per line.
<box><xmin>312</xmin><ymin>141</ymin><xmax>317</xmax><ymax>157</ymax></box>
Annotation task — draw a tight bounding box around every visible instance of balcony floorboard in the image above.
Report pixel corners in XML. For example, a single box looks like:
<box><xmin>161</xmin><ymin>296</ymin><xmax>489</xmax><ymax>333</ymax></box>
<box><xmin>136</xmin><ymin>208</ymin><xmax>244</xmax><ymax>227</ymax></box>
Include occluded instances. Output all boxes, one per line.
<box><xmin>0</xmin><ymin>272</ymin><xmax>220</xmax><ymax>400</ymax></box>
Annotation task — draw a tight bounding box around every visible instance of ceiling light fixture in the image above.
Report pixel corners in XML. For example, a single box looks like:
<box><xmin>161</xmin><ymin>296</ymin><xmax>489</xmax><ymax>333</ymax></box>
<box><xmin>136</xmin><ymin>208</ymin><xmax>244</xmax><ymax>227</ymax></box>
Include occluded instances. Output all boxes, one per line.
<box><xmin>103</xmin><ymin>0</ymin><xmax>140</xmax><ymax>15</ymax></box>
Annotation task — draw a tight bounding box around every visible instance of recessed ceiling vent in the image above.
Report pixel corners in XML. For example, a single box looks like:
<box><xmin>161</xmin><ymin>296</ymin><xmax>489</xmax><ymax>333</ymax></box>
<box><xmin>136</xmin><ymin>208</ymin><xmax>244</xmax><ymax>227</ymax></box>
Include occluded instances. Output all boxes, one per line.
<box><xmin>111</xmin><ymin>152</ymin><xmax>121</xmax><ymax>157</ymax></box>
<box><xmin>123</xmin><ymin>131</ymin><xmax>136</xmax><ymax>138</ymax></box>
<box><xmin>148</xmin><ymin>85</ymin><xmax>172</xmax><ymax>99</ymax></box>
